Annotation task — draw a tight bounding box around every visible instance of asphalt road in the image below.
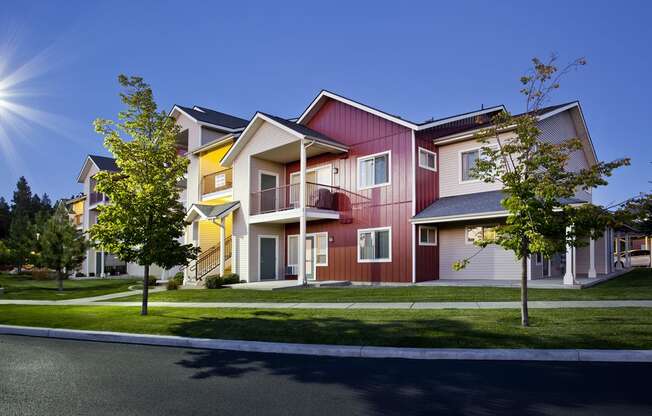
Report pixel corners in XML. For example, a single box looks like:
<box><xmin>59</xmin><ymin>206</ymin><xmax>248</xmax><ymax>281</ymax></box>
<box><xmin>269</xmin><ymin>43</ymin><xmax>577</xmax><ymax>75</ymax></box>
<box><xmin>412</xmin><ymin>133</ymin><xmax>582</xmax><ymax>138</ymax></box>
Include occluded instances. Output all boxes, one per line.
<box><xmin>1</xmin><ymin>335</ymin><xmax>651</xmax><ymax>416</ymax></box>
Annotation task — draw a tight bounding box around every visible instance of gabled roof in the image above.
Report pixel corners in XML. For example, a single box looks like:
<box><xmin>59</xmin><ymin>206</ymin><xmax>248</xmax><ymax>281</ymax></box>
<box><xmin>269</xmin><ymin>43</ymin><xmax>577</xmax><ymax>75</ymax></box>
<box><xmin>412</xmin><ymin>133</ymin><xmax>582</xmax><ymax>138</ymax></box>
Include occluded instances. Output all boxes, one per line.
<box><xmin>296</xmin><ymin>89</ymin><xmax>508</xmax><ymax>132</ymax></box>
<box><xmin>412</xmin><ymin>190</ymin><xmax>586</xmax><ymax>223</ymax></box>
<box><xmin>185</xmin><ymin>201</ymin><xmax>240</xmax><ymax>222</ymax></box>
<box><xmin>220</xmin><ymin>112</ymin><xmax>348</xmax><ymax>167</ymax></box>
<box><xmin>76</xmin><ymin>155</ymin><xmax>119</xmax><ymax>183</ymax></box>
<box><xmin>170</xmin><ymin>105</ymin><xmax>249</xmax><ymax>132</ymax></box>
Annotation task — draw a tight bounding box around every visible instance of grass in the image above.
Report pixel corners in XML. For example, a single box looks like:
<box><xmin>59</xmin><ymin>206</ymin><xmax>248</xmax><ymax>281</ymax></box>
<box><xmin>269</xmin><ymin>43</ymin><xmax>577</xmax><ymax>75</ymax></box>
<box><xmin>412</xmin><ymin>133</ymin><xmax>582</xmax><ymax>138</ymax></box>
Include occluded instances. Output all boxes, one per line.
<box><xmin>1</xmin><ymin>305</ymin><xmax>651</xmax><ymax>349</ymax></box>
<box><xmin>112</xmin><ymin>269</ymin><xmax>652</xmax><ymax>303</ymax></box>
<box><xmin>0</xmin><ymin>274</ymin><xmax>139</xmax><ymax>300</ymax></box>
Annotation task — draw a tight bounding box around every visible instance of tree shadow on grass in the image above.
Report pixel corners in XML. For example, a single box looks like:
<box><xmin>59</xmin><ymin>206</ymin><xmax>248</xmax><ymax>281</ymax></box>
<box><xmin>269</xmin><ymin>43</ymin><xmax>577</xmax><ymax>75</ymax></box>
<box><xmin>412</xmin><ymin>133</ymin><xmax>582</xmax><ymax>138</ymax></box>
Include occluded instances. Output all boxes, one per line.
<box><xmin>168</xmin><ymin>314</ymin><xmax>652</xmax><ymax>415</ymax></box>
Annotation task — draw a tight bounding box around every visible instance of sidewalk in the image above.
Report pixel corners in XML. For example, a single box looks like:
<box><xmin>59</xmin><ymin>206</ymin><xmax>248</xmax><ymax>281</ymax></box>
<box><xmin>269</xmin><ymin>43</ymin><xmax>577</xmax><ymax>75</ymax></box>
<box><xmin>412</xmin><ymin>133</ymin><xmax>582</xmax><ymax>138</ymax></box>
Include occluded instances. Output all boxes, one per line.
<box><xmin>1</xmin><ymin>298</ymin><xmax>652</xmax><ymax>309</ymax></box>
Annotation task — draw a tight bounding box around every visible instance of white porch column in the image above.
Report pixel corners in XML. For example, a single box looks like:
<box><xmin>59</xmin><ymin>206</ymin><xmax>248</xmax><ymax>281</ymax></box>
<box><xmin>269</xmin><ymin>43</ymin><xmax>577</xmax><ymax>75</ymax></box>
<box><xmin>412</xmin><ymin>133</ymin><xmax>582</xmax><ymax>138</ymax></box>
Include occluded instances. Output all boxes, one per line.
<box><xmin>604</xmin><ymin>227</ymin><xmax>610</xmax><ymax>275</ymax></box>
<box><xmin>588</xmin><ymin>230</ymin><xmax>597</xmax><ymax>278</ymax></box>
<box><xmin>100</xmin><ymin>250</ymin><xmax>106</xmax><ymax>278</ymax></box>
<box><xmin>625</xmin><ymin>234</ymin><xmax>631</xmax><ymax>268</ymax></box>
<box><xmin>563</xmin><ymin>226</ymin><xmax>576</xmax><ymax>285</ymax></box>
<box><xmin>615</xmin><ymin>234</ymin><xmax>622</xmax><ymax>270</ymax></box>
<box><xmin>85</xmin><ymin>249</ymin><xmax>91</xmax><ymax>276</ymax></box>
<box><xmin>218</xmin><ymin>217</ymin><xmax>225</xmax><ymax>277</ymax></box>
<box><xmin>298</xmin><ymin>139</ymin><xmax>307</xmax><ymax>285</ymax></box>
<box><xmin>526</xmin><ymin>256</ymin><xmax>532</xmax><ymax>280</ymax></box>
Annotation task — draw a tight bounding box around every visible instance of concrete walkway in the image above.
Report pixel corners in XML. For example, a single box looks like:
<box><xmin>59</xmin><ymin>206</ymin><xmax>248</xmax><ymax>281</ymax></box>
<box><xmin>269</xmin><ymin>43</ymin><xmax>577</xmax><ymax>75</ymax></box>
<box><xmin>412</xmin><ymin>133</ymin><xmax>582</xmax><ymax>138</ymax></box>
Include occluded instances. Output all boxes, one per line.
<box><xmin>1</xmin><ymin>298</ymin><xmax>651</xmax><ymax>309</ymax></box>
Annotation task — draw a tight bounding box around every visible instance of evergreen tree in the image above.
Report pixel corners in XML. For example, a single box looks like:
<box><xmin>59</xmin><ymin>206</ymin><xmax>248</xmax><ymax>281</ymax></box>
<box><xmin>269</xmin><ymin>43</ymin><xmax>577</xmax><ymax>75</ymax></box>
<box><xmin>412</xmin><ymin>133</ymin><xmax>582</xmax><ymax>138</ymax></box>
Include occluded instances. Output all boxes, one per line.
<box><xmin>40</xmin><ymin>204</ymin><xmax>88</xmax><ymax>291</ymax></box>
<box><xmin>8</xmin><ymin>213</ymin><xmax>35</xmax><ymax>273</ymax></box>
<box><xmin>12</xmin><ymin>176</ymin><xmax>34</xmax><ymax>218</ymax></box>
<box><xmin>0</xmin><ymin>197</ymin><xmax>10</xmax><ymax>240</ymax></box>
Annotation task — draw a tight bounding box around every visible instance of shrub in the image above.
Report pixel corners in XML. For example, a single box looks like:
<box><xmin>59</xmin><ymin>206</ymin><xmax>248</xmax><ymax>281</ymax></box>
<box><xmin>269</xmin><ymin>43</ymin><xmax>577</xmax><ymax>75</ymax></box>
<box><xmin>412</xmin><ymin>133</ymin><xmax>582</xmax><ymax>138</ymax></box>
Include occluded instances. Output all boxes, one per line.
<box><xmin>204</xmin><ymin>273</ymin><xmax>240</xmax><ymax>289</ymax></box>
<box><xmin>147</xmin><ymin>275</ymin><xmax>158</xmax><ymax>287</ymax></box>
<box><xmin>166</xmin><ymin>279</ymin><xmax>179</xmax><ymax>290</ymax></box>
<box><xmin>172</xmin><ymin>272</ymin><xmax>184</xmax><ymax>285</ymax></box>
<box><xmin>32</xmin><ymin>268</ymin><xmax>51</xmax><ymax>280</ymax></box>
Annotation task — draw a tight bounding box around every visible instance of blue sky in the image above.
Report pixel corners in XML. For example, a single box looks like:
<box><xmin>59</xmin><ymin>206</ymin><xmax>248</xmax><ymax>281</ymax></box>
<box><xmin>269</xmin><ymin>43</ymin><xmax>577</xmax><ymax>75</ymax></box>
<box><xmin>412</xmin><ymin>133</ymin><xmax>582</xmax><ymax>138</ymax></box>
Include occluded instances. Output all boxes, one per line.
<box><xmin>0</xmin><ymin>0</ymin><xmax>650</xmax><ymax>207</ymax></box>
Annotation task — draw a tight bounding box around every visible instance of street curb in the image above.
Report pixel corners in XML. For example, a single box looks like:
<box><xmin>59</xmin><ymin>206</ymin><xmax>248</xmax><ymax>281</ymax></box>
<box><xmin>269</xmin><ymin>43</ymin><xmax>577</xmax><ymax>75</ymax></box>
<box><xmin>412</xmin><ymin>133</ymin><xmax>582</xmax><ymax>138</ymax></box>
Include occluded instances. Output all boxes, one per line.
<box><xmin>1</xmin><ymin>324</ymin><xmax>652</xmax><ymax>362</ymax></box>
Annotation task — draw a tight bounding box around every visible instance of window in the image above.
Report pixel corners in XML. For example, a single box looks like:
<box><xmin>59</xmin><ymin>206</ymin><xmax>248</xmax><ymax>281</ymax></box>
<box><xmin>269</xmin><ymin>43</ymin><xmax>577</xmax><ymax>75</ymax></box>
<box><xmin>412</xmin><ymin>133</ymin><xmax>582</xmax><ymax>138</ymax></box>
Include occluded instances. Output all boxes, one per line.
<box><xmin>358</xmin><ymin>227</ymin><xmax>391</xmax><ymax>262</ymax></box>
<box><xmin>461</xmin><ymin>149</ymin><xmax>480</xmax><ymax>182</ymax></box>
<box><xmin>466</xmin><ymin>225</ymin><xmax>497</xmax><ymax>244</ymax></box>
<box><xmin>214</xmin><ymin>173</ymin><xmax>226</xmax><ymax>188</ymax></box>
<box><xmin>534</xmin><ymin>253</ymin><xmax>543</xmax><ymax>265</ymax></box>
<box><xmin>315</xmin><ymin>233</ymin><xmax>328</xmax><ymax>265</ymax></box>
<box><xmin>419</xmin><ymin>226</ymin><xmax>438</xmax><ymax>246</ymax></box>
<box><xmin>418</xmin><ymin>148</ymin><xmax>437</xmax><ymax>171</ymax></box>
<box><xmin>287</xmin><ymin>233</ymin><xmax>328</xmax><ymax>267</ymax></box>
<box><xmin>358</xmin><ymin>151</ymin><xmax>390</xmax><ymax>189</ymax></box>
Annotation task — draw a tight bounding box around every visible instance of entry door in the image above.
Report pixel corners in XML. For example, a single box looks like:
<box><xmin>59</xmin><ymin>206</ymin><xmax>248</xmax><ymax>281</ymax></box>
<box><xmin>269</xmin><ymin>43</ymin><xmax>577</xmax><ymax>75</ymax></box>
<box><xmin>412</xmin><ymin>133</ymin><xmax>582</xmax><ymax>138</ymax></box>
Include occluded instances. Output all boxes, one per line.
<box><xmin>305</xmin><ymin>235</ymin><xmax>316</xmax><ymax>280</ymax></box>
<box><xmin>260</xmin><ymin>173</ymin><xmax>278</xmax><ymax>213</ymax></box>
<box><xmin>259</xmin><ymin>237</ymin><xmax>277</xmax><ymax>280</ymax></box>
<box><xmin>95</xmin><ymin>252</ymin><xmax>102</xmax><ymax>276</ymax></box>
<box><xmin>542</xmin><ymin>258</ymin><xmax>550</xmax><ymax>277</ymax></box>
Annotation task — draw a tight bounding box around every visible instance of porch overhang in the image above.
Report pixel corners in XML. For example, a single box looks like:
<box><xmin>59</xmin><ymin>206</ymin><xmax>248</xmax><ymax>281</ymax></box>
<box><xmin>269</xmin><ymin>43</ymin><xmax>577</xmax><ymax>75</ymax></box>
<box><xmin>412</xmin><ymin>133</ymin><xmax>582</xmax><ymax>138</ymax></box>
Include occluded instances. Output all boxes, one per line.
<box><xmin>411</xmin><ymin>190</ymin><xmax>586</xmax><ymax>224</ymax></box>
<box><xmin>249</xmin><ymin>207</ymin><xmax>339</xmax><ymax>224</ymax></box>
<box><xmin>185</xmin><ymin>201</ymin><xmax>240</xmax><ymax>222</ymax></box>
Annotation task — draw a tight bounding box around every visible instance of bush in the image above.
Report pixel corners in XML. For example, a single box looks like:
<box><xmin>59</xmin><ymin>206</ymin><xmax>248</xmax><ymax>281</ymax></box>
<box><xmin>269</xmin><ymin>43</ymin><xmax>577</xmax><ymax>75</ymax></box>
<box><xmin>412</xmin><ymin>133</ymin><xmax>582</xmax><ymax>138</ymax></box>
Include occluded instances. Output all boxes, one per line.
<box><xmin>147</xmin><ymin>275</ymin><xmax>157</xmax><ymax>287</ymax></box>
<box><xmin>172</xmin><ymin>272</ymin><xmax>184</xmax><ymax>285</ymax></box>
<box><xmin>32</xmin><ymin>268</ymin><xmax>51</xmax><ymax>280</ymax></box>
<box><xmin>204</xmin><ymin>273</ymin><xmax>240</xmax><ymax>289</ymax></box>
<box><xmin>166</xmin><ymin>279</ymin><xmax>179</xmax><ymax>290</ymax></box>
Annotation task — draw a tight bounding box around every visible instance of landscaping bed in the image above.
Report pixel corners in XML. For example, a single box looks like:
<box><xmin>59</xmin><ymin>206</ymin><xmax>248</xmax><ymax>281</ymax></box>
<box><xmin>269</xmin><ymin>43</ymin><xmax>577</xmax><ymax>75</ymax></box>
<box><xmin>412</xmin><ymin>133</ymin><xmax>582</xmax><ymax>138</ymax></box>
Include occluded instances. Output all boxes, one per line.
<box><xmin>1</xmin><ymin>305</ymin><xmax>652</xmax><ymax>349</ymax></box>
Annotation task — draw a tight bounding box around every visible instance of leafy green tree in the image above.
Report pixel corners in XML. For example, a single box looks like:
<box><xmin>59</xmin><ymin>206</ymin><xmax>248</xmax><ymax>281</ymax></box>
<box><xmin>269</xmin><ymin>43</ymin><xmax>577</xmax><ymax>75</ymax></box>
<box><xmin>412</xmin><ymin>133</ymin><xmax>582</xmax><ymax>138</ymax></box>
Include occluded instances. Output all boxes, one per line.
<box><xmin>619</xmin><ymin>194</ymin><xmax>652</xmax><ymax>236</ymax></box>
<box><xmin>0</xmin><ymin>240</ymin><xmax>12</xmax><ymax>268</ymax></box>
<box><xmin>90</xmin><ymin>75</ymin><xmax>196</xmax><ymax>315</ymax></box>
<box><xmin>0</xmin><ymin>197</ymin><xmax>10</xmax><ymax>240</ymax></box>
<box><xmin>7</xmin><ymin>213</ymin><xmax>35</xmax><ymax>273</ymax></box>
<box><xmin>454</xmin><ymin>56</ymin><xmax>629</xmax><ymax>326</ymax></box>
<box><xmin>40</xmin><ymin>204</ymin><xmax>88</xmax><ymax>291</ymax></box>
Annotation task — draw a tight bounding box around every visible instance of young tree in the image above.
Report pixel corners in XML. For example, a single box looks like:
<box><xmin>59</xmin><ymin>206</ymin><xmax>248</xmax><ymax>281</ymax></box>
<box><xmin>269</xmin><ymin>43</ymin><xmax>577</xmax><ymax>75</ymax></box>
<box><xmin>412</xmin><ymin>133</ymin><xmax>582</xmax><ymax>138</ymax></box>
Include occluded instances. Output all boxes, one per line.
<box><xmin>90</xmin><ymin>75</ymin><xmax>196</xmax><ymax>315</ymax></box>
<box><xmin>7</xmin><ymin>213</ymin><xmax>35</xmax><ymax>273</ymax></box>
<box><xmin>453</xmin><ymin>56</ymin><xmax>629</xmax><ymax>326</ymax></box>
<box><xmin>40</xmin><ymin>204</ymin><xmax>88</xmax><ymax>291</ymax></box>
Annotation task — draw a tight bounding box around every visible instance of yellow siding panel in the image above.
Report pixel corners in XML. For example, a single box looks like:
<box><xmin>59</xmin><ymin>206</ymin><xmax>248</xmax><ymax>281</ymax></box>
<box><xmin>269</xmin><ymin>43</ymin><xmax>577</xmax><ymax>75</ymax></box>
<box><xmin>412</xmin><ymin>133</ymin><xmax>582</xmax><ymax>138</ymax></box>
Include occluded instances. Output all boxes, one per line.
<box><xmin>198</xmin><ymin>213</ymin><xmax>233</xmax><ymax>252</ymax></box>
<box><xmin>199</xmin><ymin>141</ymin><xmax>233</xmax><ymax>178</ymax></box>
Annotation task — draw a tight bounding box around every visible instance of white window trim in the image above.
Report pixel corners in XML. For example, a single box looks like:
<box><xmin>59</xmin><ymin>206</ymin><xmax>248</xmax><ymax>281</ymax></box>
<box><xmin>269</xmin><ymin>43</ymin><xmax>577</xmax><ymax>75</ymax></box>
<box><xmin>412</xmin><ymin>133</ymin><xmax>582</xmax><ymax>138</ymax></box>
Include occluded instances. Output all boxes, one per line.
<box><xmin>459</xmin><ymin>147</ymin><xmax>482</xmax><ymax>184</ymax></box>
<box><xmin>418</xmin><ymin>225</ymin><xmax>438</xmax><ymax>246</ymax></box>
<box><xmin>418</xmin><ymin>147</ymin><xmax>437</xmax><ymax>172</ymax></box>
<box><xmin>257</xmin><ymin>235</ymin><xmax>279</xmax><ymax>281</ymax></box>
<box><xmin>289</xmin><ymin>164</ymin><xmax>333</xmax><ymax>186</ymax></box>
<box><xmin>465</xmin><ymin>225</ymin><xmax>496</xmax><ymax>245</ymax></box>
<box><xmin>287</xmin><ymin>232</ymin><xmax>329</xmax><ymax>267</ymax></box>
<box><xmin>357</xmin><ymin>150</ymin><xmax>391</xmax><ymax>190</ymax></box>
<box><xmin>357</xmin><ymin>226</ymin><xmax>392</xmax><ymax>263</ymax></box>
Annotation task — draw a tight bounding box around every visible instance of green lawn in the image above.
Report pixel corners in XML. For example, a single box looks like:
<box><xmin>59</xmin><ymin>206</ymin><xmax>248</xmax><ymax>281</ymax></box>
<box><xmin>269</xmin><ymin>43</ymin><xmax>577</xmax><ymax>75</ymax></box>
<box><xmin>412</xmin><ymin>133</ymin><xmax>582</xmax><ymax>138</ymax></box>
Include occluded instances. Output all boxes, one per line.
<box><xmin>0</xmin><ymin>274</ymin><xmax>139</xmax><ymax>300</ymax></box>
<box><xmin>1</xmin><ymin>305</ymin><xmax>651</xmax><ymax>349</ymax></box>
<box><xmin>112</xmin><ymin>269</ymin><xmax>652</xmax><ymax>303</ymax></box>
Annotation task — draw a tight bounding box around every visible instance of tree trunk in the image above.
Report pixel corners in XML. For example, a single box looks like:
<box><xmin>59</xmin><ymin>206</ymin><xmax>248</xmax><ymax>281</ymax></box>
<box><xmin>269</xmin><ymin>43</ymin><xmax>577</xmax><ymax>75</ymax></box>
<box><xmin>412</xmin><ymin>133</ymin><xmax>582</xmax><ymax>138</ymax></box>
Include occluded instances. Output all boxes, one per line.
<box><xmin>521</xmin><ymin>255</ymin><xmax>529</xmax><ymax>327</ymax></box>
<box><xmin>141</xmin><ymin>264</ymin><xmax>149</xmax><ymax>316</ymax></box>
<box><xmin>57</xmin><ymin>270</ymin><xmax>64</xmax><ymax>292</ymax></box>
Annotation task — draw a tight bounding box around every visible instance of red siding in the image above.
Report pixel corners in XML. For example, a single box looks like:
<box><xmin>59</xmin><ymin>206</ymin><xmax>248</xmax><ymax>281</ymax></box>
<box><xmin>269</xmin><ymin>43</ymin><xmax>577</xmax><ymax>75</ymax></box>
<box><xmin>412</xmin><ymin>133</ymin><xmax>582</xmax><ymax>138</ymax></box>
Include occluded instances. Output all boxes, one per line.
<box><xmin>413</xmin><ymin>132</ymin><xmax>439</xmax><ymax>281</ymax></box>
<box><xmin>284</xmin><ymin>98</ymin><xmax>414</xmax><ymax>283</ymax></box>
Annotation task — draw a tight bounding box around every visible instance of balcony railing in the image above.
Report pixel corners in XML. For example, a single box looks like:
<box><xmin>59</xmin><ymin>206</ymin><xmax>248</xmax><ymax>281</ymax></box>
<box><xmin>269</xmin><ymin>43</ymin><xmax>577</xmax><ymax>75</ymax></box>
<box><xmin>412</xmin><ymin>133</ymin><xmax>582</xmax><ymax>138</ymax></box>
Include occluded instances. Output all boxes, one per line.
<box><xmin>250</xmin><ymin>182</ymin><xmax>368</xmax><ymax>217</ymax></box>
<box><xmin>89</xmin><ymin>192</ymin><xmax>107</xmax><ymax>205</ymax></box>
<box><xmin>73</xmin><ymin>214</ymin><xmax>83</xmax><ymax>226</ymax></box>
<box><xmin>202</xmin><ymin>169</ymin><xmax>233</xmax><ymax>196</ymax></box>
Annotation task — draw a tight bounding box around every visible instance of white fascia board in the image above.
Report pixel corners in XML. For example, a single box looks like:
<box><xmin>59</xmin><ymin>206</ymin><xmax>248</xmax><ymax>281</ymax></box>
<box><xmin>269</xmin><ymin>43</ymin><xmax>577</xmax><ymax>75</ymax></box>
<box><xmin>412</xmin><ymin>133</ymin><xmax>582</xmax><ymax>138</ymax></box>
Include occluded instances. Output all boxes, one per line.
<box><xmin>416</xmin><ymin>105</ymin><xmax>507</xmax><ymax>131</ymax></box>
<box><xmin>190</xmin><ymin>135</ymin><xmax>236</xmax><ymax>155</ymax></box>
<box><xmin>184</xmin><ymin>205</ymin><xmax>209</xmax><ymax>222</ymax></box>
<box><xmin>297</xmin><ymin>90</ymin><xmax>419</xmax><ymax>130</ymax></box>
<box><xmin>411</xmin><ymin>211</ymin><xmax>508</xmax><ymax>224</ymax></box>
<box><xmin>76</xmin><ymin>156</ymin><xmax>100</xmax><ymax>183</ymax></box>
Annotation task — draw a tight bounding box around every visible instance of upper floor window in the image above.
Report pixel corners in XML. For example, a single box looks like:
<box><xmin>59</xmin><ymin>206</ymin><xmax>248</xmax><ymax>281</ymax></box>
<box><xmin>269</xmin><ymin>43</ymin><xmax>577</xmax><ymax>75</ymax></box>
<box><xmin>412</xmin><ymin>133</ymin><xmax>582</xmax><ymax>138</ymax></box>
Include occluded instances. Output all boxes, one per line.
<box><xmin>358</xmin><ymin>227</ymin><xmax>391</xmax><ymax>262</ymax></box>
<box><xmin>358</xmin><ymin>151</ymin><xmax>390</xmax><ymax>190</ymax></box>
<box><xmin>460</xmin><ymin>149</ymin><xmax>480</xmax><ymax>182</ymax></box>
<box><xmin>418</xmin><ymin>148</ymin><xmax>437</xmax><ymax>172</ymax></box>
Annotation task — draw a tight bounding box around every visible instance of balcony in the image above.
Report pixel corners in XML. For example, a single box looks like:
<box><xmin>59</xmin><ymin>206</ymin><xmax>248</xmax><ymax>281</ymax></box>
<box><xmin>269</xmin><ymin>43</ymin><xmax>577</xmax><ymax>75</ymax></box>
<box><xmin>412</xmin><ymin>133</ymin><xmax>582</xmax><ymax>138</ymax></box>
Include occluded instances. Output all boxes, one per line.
<box><xmin>89</xmin><ymin>192</ymin><xmax>108</xmax><ymax>206</ymax></box>
<box><xmin>73</xmin><ymin>214</ymin><xmax>83</xmax><ymax>227</ymax></box>
<box><xmin>202</xmin><ymin>169</ymin><xmax>233</xmax><ymax>199</ymax></box>
<box><xmin>249</xmin><ymin>182</ymin><xmax>368</xmax><ymax>224</ymax></box>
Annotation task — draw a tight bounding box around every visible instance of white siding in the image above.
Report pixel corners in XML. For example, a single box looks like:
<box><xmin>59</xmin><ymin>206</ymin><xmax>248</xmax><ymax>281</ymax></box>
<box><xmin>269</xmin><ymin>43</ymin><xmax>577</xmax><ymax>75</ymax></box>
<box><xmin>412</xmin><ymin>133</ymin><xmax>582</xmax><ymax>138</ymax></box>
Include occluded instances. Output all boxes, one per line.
<box><xmin>438</xmin><ymin>223</ymin><xmax>522</xmax><ymax>279</ymax></box>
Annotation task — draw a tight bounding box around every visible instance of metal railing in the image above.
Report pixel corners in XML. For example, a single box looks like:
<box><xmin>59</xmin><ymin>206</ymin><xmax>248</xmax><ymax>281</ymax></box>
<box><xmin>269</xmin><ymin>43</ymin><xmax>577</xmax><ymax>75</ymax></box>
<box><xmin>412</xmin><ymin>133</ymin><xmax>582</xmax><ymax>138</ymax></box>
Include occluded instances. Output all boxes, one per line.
<box><xmin>249</xmin><ymin>182</ymin><xmax>369</xmax><ymax>217</ymax></box>
<box><xmin>189</xmin><ymin>236</ymin><xmax>232</xmax><ymax>281</ymax></box>
<box><xmin>89</xmin><ymin>192</ymin><xmax>107</xmax><ymax>205</ymax></box>
<box><xmin>202</xmin><ymin>169</ymin><xmax>233</xmax><ymax>196</ymax></box>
